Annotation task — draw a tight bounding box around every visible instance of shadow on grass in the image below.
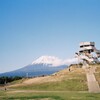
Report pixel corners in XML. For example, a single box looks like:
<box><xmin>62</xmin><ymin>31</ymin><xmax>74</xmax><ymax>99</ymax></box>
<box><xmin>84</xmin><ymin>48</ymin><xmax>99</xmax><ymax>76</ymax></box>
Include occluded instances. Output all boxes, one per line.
<box><xmin>2</xmin><ymin>95</ymin><xmax>64</xmax><ymax>100</ymax></box>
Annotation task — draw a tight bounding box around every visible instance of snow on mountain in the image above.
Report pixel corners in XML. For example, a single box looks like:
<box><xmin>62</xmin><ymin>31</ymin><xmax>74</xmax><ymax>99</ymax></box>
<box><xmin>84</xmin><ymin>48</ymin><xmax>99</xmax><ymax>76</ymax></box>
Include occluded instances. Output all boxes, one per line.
<box><xmin>32</xmin><ymin>56</ymin><xmax>63</xmax><ymax>66</ymax></box>
<box><xmin>32</xmin><ymin>56</ymin><xmax>78</xmax><ymax>66</ymax></box>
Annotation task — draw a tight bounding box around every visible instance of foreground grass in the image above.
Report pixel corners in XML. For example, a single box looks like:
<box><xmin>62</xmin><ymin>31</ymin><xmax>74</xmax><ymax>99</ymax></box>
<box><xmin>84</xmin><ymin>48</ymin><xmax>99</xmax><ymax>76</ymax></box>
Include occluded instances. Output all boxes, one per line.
<box><xmin>0</xmin><ymin>90</ymin><xmax>100</xmax><ymax>100</ymax></box>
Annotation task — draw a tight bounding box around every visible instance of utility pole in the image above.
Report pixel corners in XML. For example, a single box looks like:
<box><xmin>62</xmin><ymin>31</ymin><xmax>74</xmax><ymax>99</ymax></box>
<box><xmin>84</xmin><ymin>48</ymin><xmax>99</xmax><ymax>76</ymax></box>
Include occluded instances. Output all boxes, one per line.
<box><xmin>26</xmin><ymin>73</ymin><xmax>28</xmax><ymax>78</ymax></box>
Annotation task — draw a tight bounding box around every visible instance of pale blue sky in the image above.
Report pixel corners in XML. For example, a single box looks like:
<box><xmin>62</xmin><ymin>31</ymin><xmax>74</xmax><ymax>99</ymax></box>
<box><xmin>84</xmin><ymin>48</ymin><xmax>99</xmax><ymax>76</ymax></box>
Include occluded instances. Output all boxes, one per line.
<box><xmin>0</xmin><ymin>0</ymin><xmax>100</xmax><ymax>73</ymax></box>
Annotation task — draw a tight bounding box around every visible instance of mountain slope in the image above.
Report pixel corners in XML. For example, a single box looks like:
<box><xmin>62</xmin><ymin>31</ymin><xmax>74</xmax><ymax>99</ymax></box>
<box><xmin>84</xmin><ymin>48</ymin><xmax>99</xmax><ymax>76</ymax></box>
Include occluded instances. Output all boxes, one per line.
<box><xmin>0</xmin><ymin>64</ymin><xmax>67</xmax><ymax>77</ymax></box>
<box><xmin>0</xmin><ymin>56</ymin><xmax>78</xmax><ymax>77</ymax></box>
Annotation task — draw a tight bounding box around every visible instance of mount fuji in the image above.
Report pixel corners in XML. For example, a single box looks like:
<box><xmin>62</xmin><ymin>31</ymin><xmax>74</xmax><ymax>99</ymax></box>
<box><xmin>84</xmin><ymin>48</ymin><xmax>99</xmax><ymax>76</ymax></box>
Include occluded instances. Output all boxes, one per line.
<box><xmin>0</xmin><ymin>56</ymin><xmax>78</xmax><ymax>77</ymax></box>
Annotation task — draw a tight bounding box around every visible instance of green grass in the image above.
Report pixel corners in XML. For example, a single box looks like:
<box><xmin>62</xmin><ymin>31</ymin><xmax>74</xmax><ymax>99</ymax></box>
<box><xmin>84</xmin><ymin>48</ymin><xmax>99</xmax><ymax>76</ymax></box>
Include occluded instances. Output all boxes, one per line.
<box><xmin>9</xmin><ymin>68</ymin><xmax>88</xmax><ymax>91</ymax></box>
<box><xmin>0</xmin><ymin>91</ymin><xmax>100</xmax><ymax>100</ymax></box>
<box><xmin>11</xmin><ymin>78</ymin><xmax>87</xmax><ymax>91</ymax></box>
<box><xmin>10</xmin><ymin>77</ymin><xmax>87</xmax><ymax>91</ymax></box>
<box><xmin>9</xmin><ymin>78</ymin><xmax>26</xmax><ymax>85</ymax></box>
<box><xmin>0</xmin><ymin>91</ymin><xmax>6</xmax><ymax>96</ymax></box>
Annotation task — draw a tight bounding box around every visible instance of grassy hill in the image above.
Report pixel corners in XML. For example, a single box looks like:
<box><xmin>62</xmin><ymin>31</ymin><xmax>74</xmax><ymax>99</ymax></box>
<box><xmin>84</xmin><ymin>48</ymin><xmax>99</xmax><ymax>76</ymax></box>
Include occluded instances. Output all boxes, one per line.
<box><xmin>8</xmin><ymin>64</ymin><xmax>88</xmax><ymax>91</ymax></box>
<box><xmin>0</xmin><ymin>64</ymin><xmax>100</xmax><ymax>100</ymax></box>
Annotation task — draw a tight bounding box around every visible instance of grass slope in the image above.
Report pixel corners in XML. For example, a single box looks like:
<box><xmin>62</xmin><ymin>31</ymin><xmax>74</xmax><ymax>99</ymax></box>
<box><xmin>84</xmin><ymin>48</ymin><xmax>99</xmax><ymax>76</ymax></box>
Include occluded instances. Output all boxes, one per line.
<box><xmin>9</xmin><ymin>66</ymin><xmax>88</xmax><ymax>91</ymax></box>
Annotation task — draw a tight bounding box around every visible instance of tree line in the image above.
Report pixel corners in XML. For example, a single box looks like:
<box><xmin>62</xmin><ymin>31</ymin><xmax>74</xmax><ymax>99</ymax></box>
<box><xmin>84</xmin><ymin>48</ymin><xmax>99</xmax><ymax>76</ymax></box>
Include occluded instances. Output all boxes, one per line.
<box><xmin>0</xmin><ymin>76</ymin><xmax>22</xmax><ymax>84</ymax></box>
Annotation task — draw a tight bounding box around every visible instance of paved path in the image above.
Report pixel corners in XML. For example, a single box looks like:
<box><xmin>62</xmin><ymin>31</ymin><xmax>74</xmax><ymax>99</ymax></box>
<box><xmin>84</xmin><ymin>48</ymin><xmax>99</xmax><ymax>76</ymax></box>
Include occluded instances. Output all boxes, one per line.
<box><xmin>85</xmin><ymin>66</ymin><xmax>100</xmax><ymax>93</ymax></box>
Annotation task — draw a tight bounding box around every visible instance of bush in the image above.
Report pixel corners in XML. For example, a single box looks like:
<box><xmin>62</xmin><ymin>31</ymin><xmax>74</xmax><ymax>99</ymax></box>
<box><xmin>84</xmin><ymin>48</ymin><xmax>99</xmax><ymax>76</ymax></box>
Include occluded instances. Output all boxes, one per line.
<box><xmin>0</xmin><ymin>76</ymin><xmax>22</xmax><ymax>84</ymax></box>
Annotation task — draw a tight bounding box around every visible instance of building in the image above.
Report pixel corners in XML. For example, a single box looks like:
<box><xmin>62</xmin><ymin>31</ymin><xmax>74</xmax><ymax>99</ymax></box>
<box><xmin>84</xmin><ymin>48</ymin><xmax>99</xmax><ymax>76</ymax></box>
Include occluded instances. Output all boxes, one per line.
<box><xmin>76</xmin><ymin>42</ymin><xmax>100</xmax><ymax>64</ymax></box>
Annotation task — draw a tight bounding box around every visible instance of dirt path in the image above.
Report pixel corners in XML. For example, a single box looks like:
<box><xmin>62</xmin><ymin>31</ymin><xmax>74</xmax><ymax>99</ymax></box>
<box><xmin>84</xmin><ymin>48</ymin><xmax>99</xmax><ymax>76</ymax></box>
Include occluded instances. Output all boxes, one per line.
<box><xmin>85</xmin><ymin>66</ymin><xmax>100</xmax><ymax>93</ymax></box>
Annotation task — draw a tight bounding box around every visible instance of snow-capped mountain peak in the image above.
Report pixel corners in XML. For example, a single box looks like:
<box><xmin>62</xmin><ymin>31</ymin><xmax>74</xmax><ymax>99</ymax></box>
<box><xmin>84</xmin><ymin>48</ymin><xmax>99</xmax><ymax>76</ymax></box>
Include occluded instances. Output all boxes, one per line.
<box><xmin>32</xmin><ymin>55</ymin><xmax>79</xmax><ymax>66</ymax></box>
<box><xmin>32</xmin><ymin>56</ymin><xmax>63</xmax><ymax>66</ymax></box>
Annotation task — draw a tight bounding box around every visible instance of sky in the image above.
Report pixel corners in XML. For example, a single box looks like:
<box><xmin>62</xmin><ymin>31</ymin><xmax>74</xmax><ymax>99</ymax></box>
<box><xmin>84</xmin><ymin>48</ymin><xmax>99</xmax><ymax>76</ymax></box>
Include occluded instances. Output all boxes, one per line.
<box><xmin>0</xmin><ymin>0</ymin><xmax>100</xmax><ymax>73</ymax></box>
